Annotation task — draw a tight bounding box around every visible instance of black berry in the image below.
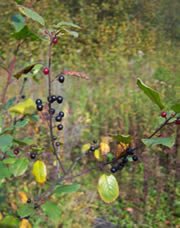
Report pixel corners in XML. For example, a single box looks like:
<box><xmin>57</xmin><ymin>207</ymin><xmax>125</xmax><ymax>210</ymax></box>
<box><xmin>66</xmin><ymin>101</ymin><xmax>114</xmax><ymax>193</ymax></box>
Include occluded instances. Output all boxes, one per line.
<box><xmin>56</xmin><ymin>96</ymin><xmax>63</xmax><ymax>104</ymax></box>
<box><xmin>21</xmin><ymin>95</ymin><xmax>26</xmax><ymax>99</ymax></box>
<box><xmin>27</xmin><ymin>199</ymin><xmax>31</xmax><ymax>203</ymax></box>
<box><xmin>49</xmin><ymin>108</ymin><xmax>55</xmax><ymax>115</ymax></box>
<box><xmin>132</xmin><ymin>155</ymin><xmax>138</xmax><ymax>161</ymax></box>
<box><xmin>57</xmin><ymin>124</ymin><xmax>63</xmax><ymax>131</ymax></box>
<box><xmin>30</xmin><ymin>152</ymin><xmax>36</xmax><ymax>159</ymax></box>
<box><xmin>36</xmin><ymin>99</ymin><xmax>42</xmax><ymax>105</ymax></box>
<box><xmin>37</xmin><ymin>104</ymin><xmax>43</xmax><ymax>111</ymax></box>
<box><xmin>122</xmin><ymin>157</ymin><xmax>128</xmax><ymax>164</ymax></box>
<box><xmin>55</xmin><ymin>142</ymin><xmax>60</xmax><ymax>147</ymax></box>
<box><xmin>58</xmin><ymin>74</ymin><xmax>65</xmax><ymax>83</ymax></box>
<box><xmin>89</xmin><ymin>145</ymin><xmax>95</xmax><ymax>152</ymax></box>
<box><xmin>111</xmin><ymin>166</ymin><xmax>118</xmax><ymax>173</ymax></box>
<box><xmin>118</xmin><ymin>163</ymin><xmax>124</xmax><ymax>170</ymax></box>
<box><xmin>127</xmin><ymin>148</ymin><xmax>134</xmax><ymax>155</ymax></box>
<box><xmin>48</xmin><ymin>95</ymin><xmax>56</xmax><ymax>103</ymax></box>
<box><xmin>59</xmin><ymin>111</ymin><xmax>64</xmax><ymax>118</ymax></box>
<box><xmin>53</xmin><ymin>136</ymin><xmax>57</xmax><ymax>141</ymax></box>
<box><xmin>55</xmin><ymin>115</ymin><xmax>62</xmax><ymax>122</ymax></box>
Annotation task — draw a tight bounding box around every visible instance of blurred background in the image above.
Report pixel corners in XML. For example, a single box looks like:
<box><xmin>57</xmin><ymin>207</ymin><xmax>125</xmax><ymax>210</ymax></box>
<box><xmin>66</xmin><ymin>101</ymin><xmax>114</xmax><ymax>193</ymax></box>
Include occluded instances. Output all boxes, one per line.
<box><xmin>0</xmin><ymin>0</ymin><xmax>180</xmax><ymax>227</ymax></box>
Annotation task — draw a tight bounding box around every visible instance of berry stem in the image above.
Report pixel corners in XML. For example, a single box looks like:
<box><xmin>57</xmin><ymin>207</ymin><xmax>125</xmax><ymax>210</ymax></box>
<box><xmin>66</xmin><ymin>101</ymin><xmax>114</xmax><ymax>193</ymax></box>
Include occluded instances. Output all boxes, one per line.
<box><xmin>47</xmin><ymin>40</ymin><xmax>66</xmax><ymax>175</ymax></box>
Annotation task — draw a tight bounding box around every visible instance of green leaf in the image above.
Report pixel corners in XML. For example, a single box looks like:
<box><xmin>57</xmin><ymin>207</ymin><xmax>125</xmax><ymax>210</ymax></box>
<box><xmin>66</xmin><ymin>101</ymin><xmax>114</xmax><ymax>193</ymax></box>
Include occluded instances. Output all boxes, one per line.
<box><xmin>18</xmin><ymin>5</ymin><xmax>45</xmax><ymax>26</ymax></box>
<box><xmin>3</xmin><ymin>158</ymin><xmax>16</xmax><ymax>165</ymax></box>
<box><xmin>0</xmin><ymin>163</ymin><xmax>11</xmax><ymax>180</ymax></box>
<box><xmin>171</xmin><ymin>104</ymin><xmax>180</xmax><ymax>113</ymax></box>
<box><xmin>3</xmin><ymin>97</ymin><xmax>16</xmax><ymax>110</ymax></box>
<box><xmin>17</xmin><ymin>204</ymin><xmax>35</xmax><ymax>218</ymax></box>
<box><xmin>13</xmin><ymin>63</ymin><xmax>37</xmax><ymax>79</ymax></box>
<box><xmin>0</xmin><ymin>134</ymin><xmax>13</xmax><ymax>151</ymax></box>
<box><xmin>0</xmin><ymin>215</ymin><xmax>19</xmax><ymax>227</ymax></box>
<box><xmin>64</xmin><ymin>29</ymin><xmax>79</xmax><ymax>38</ymax></box>
<box><xmin>137</xmin><ymin>78</ymin><xmax>165</xmax><ymax>110</ymax></box>
<box><xmin>97</xmin><ymin>174</ymin><xmax>119</xmax><ymax>203</ymax></box>
<box><xmin>41</xmin><ymin>201</ymin><xmax>61</xmax><ymax>223</ymax></box>
<box><xmin>9</xmin><ymin>98</ymin><xmax>36</xmax><ymax>115</ymax></box>
<box><xmin>142</xmin><ymin>136</ymin><xmax>175</xmax><ymax>148</ymax></box>
<box><xmin>12</xmin><ymin>25</ymin><xmax>40</xmax><ymax>41</ymax></box>
<box><xmin>54</xmin><ymin>21</ymin><xmax>80</xmax><ymax>29</ymax></box>
<box><xmin>11</xmin><ymin>158</ymin><xmax>29</xmax><ymax>177</ymax></box>
<box><xmin>113</xmin><ymin>134</ymin><xmax>131</xmax><ymax>144</ymax></box>
<box><xmin>11</xmin><ymin>14</ymin><xmax>25</xmax><ymax>32</ymax></box>
<box><xmin>14</xmin><ymin>137</ymin><xmax>33</xmax><ymax>146</ymax></box>
<box><xmin>15</xmin><ymin>119</ymin><xmax>29</xmax><ymax>128</ymax></box>
<box><xmin>54</xmin><ymin>183</ymin><xmax>80</xmax><ymax>195</ymax></box>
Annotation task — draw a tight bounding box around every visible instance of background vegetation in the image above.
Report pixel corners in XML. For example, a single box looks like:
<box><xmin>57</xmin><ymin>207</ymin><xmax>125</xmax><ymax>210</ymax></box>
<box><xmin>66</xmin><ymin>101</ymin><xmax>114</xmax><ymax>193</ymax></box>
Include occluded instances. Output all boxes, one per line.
<box><xmin>0</xmin><ymin>0</ymin><xmax>179</xmax><ymax>227</ymax></box>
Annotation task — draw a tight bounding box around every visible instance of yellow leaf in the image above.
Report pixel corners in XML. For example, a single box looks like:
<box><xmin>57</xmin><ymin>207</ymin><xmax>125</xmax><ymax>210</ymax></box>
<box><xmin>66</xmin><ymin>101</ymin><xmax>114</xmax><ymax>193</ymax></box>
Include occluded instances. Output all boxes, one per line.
<box><xmin>94</xmin><ymin>149</ymin><xmax>103</xmax><ymax>161</ymax></box>
<box><xmin>32</xmin><ymin>160</ymin><xmax>47</xmax><ymax>184</ymax></box>
<box><xmin>0</xmin><ymin>212</ymin><xmax>3</xmax><ymax>221</ymax></box>
<box><xmin>9</xmin><ymin>98</ymin><xmax>36</xmax><ymax>115</ymax></box>
<box><xmin>115</xmin><ymin>143</ymin><xmax>129</xmax><ymax>159</ymax></box>
<box><xmin>19</xmin><ymin>219</ymin><xmax>32</xmax><ymax>228</ymax></box>
<box><xmin>81</xmin><ymin>143</ymin><xmax>90</xmax><ymax>153</ymax></box>
<box><xmin>100</xmin><ymin>142</ymin><xmax>110</xmax><ymax>155</ymax></box>
<box><xmin>18</xmin><ymin>192</ymin><xmax>28</xmax><ymax>204</ymax></box>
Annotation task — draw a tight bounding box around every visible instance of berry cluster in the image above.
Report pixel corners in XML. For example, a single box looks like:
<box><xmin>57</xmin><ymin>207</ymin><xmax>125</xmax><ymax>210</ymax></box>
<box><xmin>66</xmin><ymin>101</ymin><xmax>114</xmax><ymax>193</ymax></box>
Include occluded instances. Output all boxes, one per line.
<box><xmin>111</xmin><ymin>148</ymin><xmax>138</xmax><ymax>173</ymax></box>
<box><xmin>35</xmin><ymin>73</ymin><xmax>65</xmax><ymax>147</ymax></box>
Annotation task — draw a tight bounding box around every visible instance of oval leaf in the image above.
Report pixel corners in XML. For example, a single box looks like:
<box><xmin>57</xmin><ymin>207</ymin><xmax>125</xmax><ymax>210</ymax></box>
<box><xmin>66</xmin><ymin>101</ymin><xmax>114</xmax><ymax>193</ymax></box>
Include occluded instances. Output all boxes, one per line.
<box><xmin>20</xmin><ymin>219</ymin><xmax>32</xmax><ymax>228</ymax></box>
<box><xmin>142</xmin><ymin>136</ymin><xmax>175</xmax><ymax>148</ymax></box>
<box><xmin>32</xmin><ymin>160</ymin><xmax>47</xmax><ymax>184</ymax></box>
<box><xmin>171</xmin><ymin>104</ymin><xmax>180</xmax><ymax>114</ymax></box>
<box><xmin>0</xmin><ymin>134</ymin><xmax>13</xmax><ymax>151</ymax></box>
<box><xmin>97</xmin><ymin>174</ymin><xmax>119</xmax><ymax>203</ymax></box>
<box><xmin>137</xmin><ymin>78</ymin><xmax>165</xmax><ymax>110</ymax></box>
<box><xmin>11</xmin><ymin>14</ymin><xmax>25</xmax><ymax>32</ymax></box>
<box><xmin>18</xmin><ymin>5</ymin><xmax>45</xmax><ymax>26</ymax></box>
<box><xmin>9</xmin><ymin>98</ymin><xmax>36</xmax><ymax>115</ymax></box>
<box><xmin>41</xmin><ymin>201</ymin><xmax>61</xmax><ymax>223</ymax></box>
<box><xmin>17</xmin><ymin>204</ymin><xmax>34</xmax><ymax>218</ymax></box>
<box><xmin>11</xmin><ymin>158</ymin><xmax>29</xmax><ymax>177</ymax></box>
<box><xmin>54</xmin><ymin>183</ymin><xmax>80</xmax><ymax>195</ymax></box>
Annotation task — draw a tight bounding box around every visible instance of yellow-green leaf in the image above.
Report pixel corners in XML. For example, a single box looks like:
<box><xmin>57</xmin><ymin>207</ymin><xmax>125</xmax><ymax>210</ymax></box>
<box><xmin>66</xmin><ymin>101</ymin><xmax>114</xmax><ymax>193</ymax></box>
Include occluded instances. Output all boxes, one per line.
<box><xmin>97</xmin><ymin>174</ymin><xmax>119</xmax><ymax>203</ymax></box>
<box><xmin>9</xmin><ymin>98</ymin><xmax>36</xmax><ymax>115</ymax></box>
<box><xmin>81</xmin><ymin>143</ymin><xmax>90</xmax><ymax>153</ymax></box>
<box><xmin>32</xmin><ymin>160</ymin><xmax>47</xmax><ymax>184</ymax></box>
<box><xmin>94</xmin><ymin>149</ymin><xmax>103</xmax><ymax>161</ymax></box>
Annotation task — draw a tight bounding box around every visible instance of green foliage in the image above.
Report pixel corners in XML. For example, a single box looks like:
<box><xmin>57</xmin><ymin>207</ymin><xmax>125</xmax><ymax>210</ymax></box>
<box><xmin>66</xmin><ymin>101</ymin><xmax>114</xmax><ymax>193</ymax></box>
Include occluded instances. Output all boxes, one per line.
<box><xmin>41</xmin><ymin>201</ymin><xmax>61</xmax><ymax>223</ymax></box>
<box><xmin>171</xmin><ymin>103</ymin><xmax>180</xmax><ymax>113</ymax></box>
<box><xmin>55</xmin><ymin>183</ymin><xmax>80</xmax><ymax>195</ymax></box>
<box><xmin>113</xmin><ymin>134</ymin><xmax>131</xmax><ymax>144</ymax></box>
<box><xmin>18</xmin><ymin>5</ymin><xmax>45</xmax><ymax>26</ymax></box>
<box><xmin>137</xmin><ymin>78</ymin><xmax>165</xmax><ymax>110</ymax></box>
<box><xmin>142</xmin><ymin>136</ymin><xmax>176</xmax><ymax>148</ymax></box>
<box><xmin>11</xmin><ymin>158</ymin><xmax>29</xmax><ymax>177</ymax></box>
<box><xmin>17</xmin><ymin>204</ymin><xmax>35</xmax><ymax>218</ymax></box>
<box><xmin>11</xmin><ymin>14</ymin><xmax>25</xmax><ymax>32</ymax></box>
<box><xmin>0</xmin><ymin>134</ymin><xmax>13</xmax><ymax>151</ymax></box>
<box><xmin>97</xmin><ymin>174</ymin><xmax>119</xmax><ymax>203</ymax></box>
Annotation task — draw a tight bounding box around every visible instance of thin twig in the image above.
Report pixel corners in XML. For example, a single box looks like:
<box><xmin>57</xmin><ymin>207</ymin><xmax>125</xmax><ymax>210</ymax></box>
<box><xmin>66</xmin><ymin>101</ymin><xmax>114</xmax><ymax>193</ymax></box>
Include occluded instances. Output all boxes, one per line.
<box><xmin>47</xmin><ymin>40</ymin><xmax>66</xmax><ymax>174</ymax></box>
